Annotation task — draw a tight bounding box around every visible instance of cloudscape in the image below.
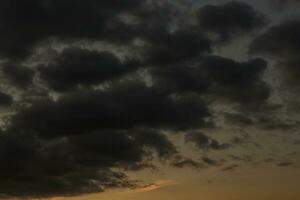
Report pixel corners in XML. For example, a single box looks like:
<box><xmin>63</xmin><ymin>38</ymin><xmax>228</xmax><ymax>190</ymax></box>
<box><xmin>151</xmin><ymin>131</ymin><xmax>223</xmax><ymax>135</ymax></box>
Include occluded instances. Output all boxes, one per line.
<box><xmin>0</xmin><ymin>0</ymin><xmax>299</xmax><ymax>200</ymax></box>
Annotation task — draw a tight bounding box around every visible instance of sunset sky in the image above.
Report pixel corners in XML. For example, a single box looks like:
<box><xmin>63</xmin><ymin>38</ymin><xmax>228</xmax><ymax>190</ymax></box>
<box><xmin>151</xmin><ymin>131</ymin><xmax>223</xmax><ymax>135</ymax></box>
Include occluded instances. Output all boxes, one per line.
<box><xmin>0</xmin><ymin>0</ymin><xmax>299</xmax><ymax>200</ymax></box>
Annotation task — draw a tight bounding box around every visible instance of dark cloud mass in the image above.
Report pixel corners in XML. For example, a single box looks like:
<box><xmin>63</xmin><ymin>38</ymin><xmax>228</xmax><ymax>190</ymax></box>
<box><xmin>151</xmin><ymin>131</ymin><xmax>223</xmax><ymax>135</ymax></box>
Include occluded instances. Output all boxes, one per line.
<box><xmin>277</xmin><ymin>161</ymin><xmax>294</xmax><ymax>167</ymax></box>
<box><xmin>270</xmin><ymin>0</ymin><xmax>300</xmax><ymax>8</ymax></box>
<box><xmin>39</xmin><ymin>47</ymin><xmax>140</xmax><ymax>91</ymax></box>
<box><xmin>0</xmin><ymin>92</ymin><xmax>12</xmax><ymax>106</ymax></box>
<box><xmin>171</xmin><ymin>157</ymin><xmax>204</xmax><ymax>169</ymax></box>
<box><xmin>202</xmin><ymin>157</ymin><xmax>219</xmax><ymax>166</ymax></box>
<box><xmin>0</xmin><ymin>80</ymin><xmax>210</xmax><ymax>196</ymax></box>
<box><xmin>0</xmin><ymin>0</ymin><xmax>296</xmax><ymax>198</ymax></box>
<box><xmin>250</xmin><ymin>20</ymin><xmax>300</xmax><ymax>58</ymax></box>
<box><xmin>197</xmin><ymin>1</ymin><xmax>266</xmax><ymax>42</ymax></box>
<box><xmin>0</xmin><ymin>129</ymin><xmax>175</xmax><ymax>197</ymax></box>
<box><xmin>197</xmin><ymin>56</ymin><xmax>269</xmax><ymax>104</ymax></box>
<box><xmin>1</xmin><ymin>62</ymin><xmax>34</xmax><ymax>89</ymax></box>
<box><xmin>145</xmin><ymin>30</ymin><xmax>211</xmax><ymax>64</ymax></box>
<box><xmin>185</xmin><ymin>131</ymin><xmax>230</xmax><ymax>151</ymax></box>
<box><xmin>8</xmin><ymin>81</ymin><xmax>210</xmax><ymax>138</ymax></box>
<box><xmin>152</xmin><ymin>56</ymin><xmax>270</xmax><ymax>105</ymax></box>
<box><xmin>224</xmin><ymin>113</ymin><xmax>254</xmax><ymax>127</ymax></box>
<box><xmin>0</xmin><ymin>0</ymin><xmax>144</xmax><ymax>61</ymax></box>
<box><xmin>222</xmin><ymin>164</ymin><xmax>240</xmax><ymax>171</ymax></box>
<box><xmin>250</xmin><ymin>20</ymin><xmax>300</xmax><ymax>85</ymax></box>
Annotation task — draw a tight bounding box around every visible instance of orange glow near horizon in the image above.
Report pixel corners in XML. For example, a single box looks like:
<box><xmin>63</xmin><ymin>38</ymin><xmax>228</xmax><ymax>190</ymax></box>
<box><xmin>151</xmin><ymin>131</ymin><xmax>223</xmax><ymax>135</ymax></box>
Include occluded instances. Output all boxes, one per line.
<box><xmin>48</xmin><ymin>164</ymin><xmax>300</xmax><ymax>200</ymax></box>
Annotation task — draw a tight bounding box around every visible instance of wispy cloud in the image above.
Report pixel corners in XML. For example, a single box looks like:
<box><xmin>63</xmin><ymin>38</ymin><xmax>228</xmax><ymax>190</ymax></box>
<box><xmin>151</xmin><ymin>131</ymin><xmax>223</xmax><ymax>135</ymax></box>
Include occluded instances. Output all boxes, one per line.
<box><xmin>130</xmin><ymin>180</ymin><xmax>178</xmax><ymax>193</ymax></box>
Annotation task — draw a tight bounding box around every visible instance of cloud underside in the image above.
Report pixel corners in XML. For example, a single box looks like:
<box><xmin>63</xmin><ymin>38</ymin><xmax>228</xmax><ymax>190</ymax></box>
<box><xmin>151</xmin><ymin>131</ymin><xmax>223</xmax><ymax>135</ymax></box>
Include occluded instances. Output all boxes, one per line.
<box><xmin>0</xmin><ymin>0</ymin><xmax>297</xmax><ymax>198</ymax></box>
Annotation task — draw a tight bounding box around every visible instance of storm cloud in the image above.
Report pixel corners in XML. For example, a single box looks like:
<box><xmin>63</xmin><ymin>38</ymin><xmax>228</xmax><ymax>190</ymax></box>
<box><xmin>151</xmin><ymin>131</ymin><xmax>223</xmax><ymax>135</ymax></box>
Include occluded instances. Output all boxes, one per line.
<box><xmin>38</xmin><ymin>47</ymin><xmax>140</xmax><ymax>91</ymax></box>
<box><xmin>8</xmin><ymin>81</ymin><xmax>210</xmax><ymax>138</ymax></box>
<box><xmin>0</xmin><ymin>0</ymin><xmax>297</xmax><ymax>198</ymax></box>
<box><xmin>151</xmin><ymin>55</ymin><xmax>270</xmax><ymax>105</ymax></box>
<box><xmin>1</xmin><ymin>62</ymin><xmax>34</xmax><ymax>89</ymax></box>
<box><xmin>197</xmin><ymin>1</ymin><xmax>266</xmax><ymax>42</ymax></box>
<box><xmin>0</xmin><ymin>128</ymin><xmax>176</xmax><ymax>198</ymax></box>
<box><xmin>250</xmin><ymin>20</ymin><xmax>300</xmax><ymax>85</ymax></box>
<box><xmin>185</xmin><ymin>131</ymin><xmax>230</xmax><ymax>151</ymax></box>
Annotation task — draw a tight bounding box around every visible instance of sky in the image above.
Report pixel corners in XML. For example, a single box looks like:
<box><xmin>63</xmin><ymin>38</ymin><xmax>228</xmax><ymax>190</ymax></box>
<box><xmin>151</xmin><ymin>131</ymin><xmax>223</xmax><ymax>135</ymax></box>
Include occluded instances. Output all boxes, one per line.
<box><xmin>0</xmin><ymin>0</ymin><xmax>299</xmax><ymax>199</ymax></box>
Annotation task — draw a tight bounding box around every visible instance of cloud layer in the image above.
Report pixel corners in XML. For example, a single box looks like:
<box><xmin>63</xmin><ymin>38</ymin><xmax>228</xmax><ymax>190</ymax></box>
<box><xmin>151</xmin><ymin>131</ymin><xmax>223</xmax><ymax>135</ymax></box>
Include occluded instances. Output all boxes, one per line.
<box><xmin>0</xmin><ymin>0</ymin><xmax>298</xmax><ymax>198</ymax></box>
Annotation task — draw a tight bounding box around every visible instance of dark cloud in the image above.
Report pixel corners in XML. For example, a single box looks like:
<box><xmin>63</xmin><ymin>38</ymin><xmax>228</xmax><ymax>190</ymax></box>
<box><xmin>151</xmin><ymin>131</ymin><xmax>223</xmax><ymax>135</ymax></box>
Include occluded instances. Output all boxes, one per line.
<box><xmin>270</xmin><ymin>0</ymin><xmax>300</xmax><ymax>8</ymax></box>
<box><xmin>250</xmin><ymin>20</ymin><xmax>300</xmax><ymax>58</ymax></box>
<box><xmin>230</xmin><ymin>136</ymin><xmax>261</xmax><ymax>148</ymax></box>
<box><xmin>250</xmin><ymin>20</ymin><xmax>300</xmax><ymax>85</ymax></box>
<box><xmin>202</xmin><ymin>157</ymin><xmax>219</xmax><ymax>166</ymax></box>
<box><xmin>224</xmin><ymin>111</ymin><xmax>297</xmax><ymax>131</ymax></box>
<box><xmin>0</xmin><ymin>92</ymin><xmax>13</xmax><ymax>106</ymax></box>
<box><xmin>229</xmin><ymin>155</ymin><xmax>254</xmax><ymax>163</ymax></box>
<box><xmin>198</xmin><ymin>56</ymin><xmax>269</xmax><ymax>104</ymax></box>
<box><xmin>68</xmin><ymin>129</ymin><xmax>176</xmax><ymax>168</ymax></box>
<box><xmin>130</xmin><ymin>128</ymin><xmax>177</xmax><ymax>158</ymax></box>
<box><xmin>1</xmin><ymin>62</ymin><xmax>34</xmax><ymax>89</ymax></box>
<box><xmin>152</xmin><ymin>56</ymin><xmax>270</xmax><ymax>105</ymax></box>
<box><xmin>277</xmin><ymin>58</ymin><xmax>300</xmax><ymax>85</ymax></box>
<box><xmin>224</xmin><ymin>113</ymin><xmax>254</xmax><ymax>127</ymax></box>
<box><xmin>277</xmin><ymin>162</ymin><xmax>294</xmax><ymax>167</ymax></box>
<box><xmin>0</xmin><ymin>0</ymin><xmax>144</xmax><ymax>61</ymax></box>
<box><xmin>185</xmin><ymin>131</ymin><xmax>230</xmax><ymax>151</ymax></box>
<box><xmin>144</xmin><ymin>30</ymin><xmax>211</xmax><ymax>65</ymax></box>
<box><xmin>0</xmin><ymin>127</ymin><xmax>176</xmax><ymax>198</ymax></box>
<box><xmin>123</xmin><ymin>162</ymin><xmax>157</xmax><ymax>172</ymax></box>
<box><xmin>222</xmin><ymin>164</ymin><xmax>240</xmax><ymax>171</ymax></box>
<box><xmin>8</xmin><ymin>81</ymin><xmax>210</xmax><ymax>138</ymax></box>
<box><xmin>197</xmin><ymin>1</ymin><xmax>266</xmax><ymax>42</ymax></box>
<box><xmin>0</xmin><ymin>78</ymin><xmax>212</xmax><ymax>197</ymax></box>
<box><xmin>172</xmin><ymin>158</ymin><xmax>204</xmax><ymax>169</ymax></box>
<box><xmin>39</xmin><ymin>47</ymin><xmax>140</xmax><ymax>91</ymax></box>
<box><xmin>0</xmin><ymin>0</ymin><xmax>187</xmax><ymax>62</ymax></box>
<box><xmin>256</xmin><ymin>117</ymin><xmax>298</xmax><ymax>131</ymax></box>
<box><xmin>150</xmin><ymin>63</ymin><xmax>210</xmax><ymax>94</ymax></box>
<box><xmin>0</xmin><ymin>0</ymin><xmax>292</xmax><ymax>198</ymax></box>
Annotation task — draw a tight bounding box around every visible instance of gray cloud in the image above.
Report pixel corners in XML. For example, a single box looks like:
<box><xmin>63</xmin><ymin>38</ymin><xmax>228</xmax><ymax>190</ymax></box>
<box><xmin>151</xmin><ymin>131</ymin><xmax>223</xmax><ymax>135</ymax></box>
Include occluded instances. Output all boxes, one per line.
<box><xmin>197</xmin><ymin>1</ymin><xmax>266</xmax><ymax>42</ymax></box>
<box><xmin>1</xmin><ymin>62</ymin><xmax>34</xmax><ymax>89</ymax></box>
<box><xmin>171</xmin><ymin>158</ymin><xmax>205</xmax><ymax>169</ymax></box>
<box><xmin>250</xmin><ymin>20</ymin><xmax>300</xmax><ymax>86</ymax></box>
<box><xmin>222</xmin><ymin>164</ymin><xmax>240</xmax><ymax>171</ymax></box>
<box><xmin>8</xmin><ymin>81</ymin><xmax>210</xmax><ymax>138</ymax></box>
<box><xmin>185</xmin><ymin>131</ymin><xmax>230</xmax><ymax>151</ymax></box>
<box><xmin>0</xmin><ymin>0</ymin><xmax>295</xmax><ymax>198</ymax></box>
<box><xmin>38</xmin><ymin>47</ymin><xmax>140</xmax><ymax>92</ymax></box>
<box><xmin>0</xmin><ymin>128</ymin><xmax>176</xmax><ymax>198</ymax></box>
